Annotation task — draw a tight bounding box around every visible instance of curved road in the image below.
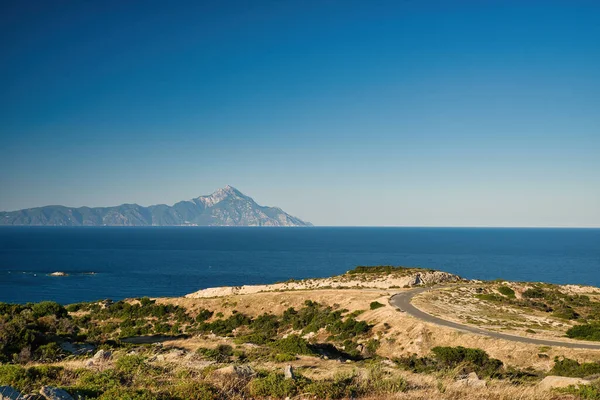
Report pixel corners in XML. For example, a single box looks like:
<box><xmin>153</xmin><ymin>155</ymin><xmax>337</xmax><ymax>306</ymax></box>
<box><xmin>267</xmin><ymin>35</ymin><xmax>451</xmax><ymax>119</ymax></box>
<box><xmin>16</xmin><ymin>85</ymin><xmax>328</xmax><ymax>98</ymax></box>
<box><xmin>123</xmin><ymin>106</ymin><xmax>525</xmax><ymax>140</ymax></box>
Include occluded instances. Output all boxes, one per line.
<box><xmin>390</xmin><ymin>286</ymin><xmax>600</xmax><ymax>350</ymax></box>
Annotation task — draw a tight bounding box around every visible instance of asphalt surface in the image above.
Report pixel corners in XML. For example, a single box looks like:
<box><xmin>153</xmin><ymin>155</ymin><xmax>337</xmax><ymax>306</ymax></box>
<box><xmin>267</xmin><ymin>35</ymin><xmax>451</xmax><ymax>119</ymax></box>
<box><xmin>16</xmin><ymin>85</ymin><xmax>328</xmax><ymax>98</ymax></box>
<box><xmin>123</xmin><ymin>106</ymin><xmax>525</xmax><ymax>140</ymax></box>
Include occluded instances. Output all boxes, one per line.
<box><xmin>390</xmin><ymin>286</ymin><xmax>600</xmax><ymax>350</ymax></box>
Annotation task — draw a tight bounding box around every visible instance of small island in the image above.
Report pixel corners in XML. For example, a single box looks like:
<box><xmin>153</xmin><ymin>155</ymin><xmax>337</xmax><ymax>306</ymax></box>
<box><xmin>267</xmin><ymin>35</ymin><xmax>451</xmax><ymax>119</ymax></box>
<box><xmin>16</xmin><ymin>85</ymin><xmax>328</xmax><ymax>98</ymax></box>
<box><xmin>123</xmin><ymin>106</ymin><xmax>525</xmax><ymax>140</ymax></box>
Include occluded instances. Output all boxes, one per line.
<box><xmin>48</xmin><ymin>271</ymin><xmax>69</xmax><ymax>277</ymax></box>
<box><xmin>1</xmin><ymin>266</ymin><xmax>599</xmax><ymax>399</ymax></box>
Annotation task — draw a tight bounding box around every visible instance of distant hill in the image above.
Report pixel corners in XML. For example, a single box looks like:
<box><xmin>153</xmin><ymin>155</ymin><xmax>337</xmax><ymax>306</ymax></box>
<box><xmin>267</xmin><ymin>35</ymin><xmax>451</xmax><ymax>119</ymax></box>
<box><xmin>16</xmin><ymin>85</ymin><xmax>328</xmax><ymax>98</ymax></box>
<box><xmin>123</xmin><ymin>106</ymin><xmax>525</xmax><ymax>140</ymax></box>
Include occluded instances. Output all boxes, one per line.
<box><xmin>0</xmin><ymin>186</ymin><xmax>312</xmax><ymax>227</ymax></box>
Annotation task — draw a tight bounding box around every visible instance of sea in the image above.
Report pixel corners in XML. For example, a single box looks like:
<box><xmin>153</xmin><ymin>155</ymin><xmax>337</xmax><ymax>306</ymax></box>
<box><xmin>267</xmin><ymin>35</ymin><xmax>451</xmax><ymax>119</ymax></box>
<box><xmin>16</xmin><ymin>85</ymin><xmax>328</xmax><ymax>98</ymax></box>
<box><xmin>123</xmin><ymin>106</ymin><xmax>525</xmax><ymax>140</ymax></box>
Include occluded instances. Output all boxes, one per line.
<box><xmin>0</xmin><ymin>227</ymin><xmax>599</xmax><ymax>304</ymax></box>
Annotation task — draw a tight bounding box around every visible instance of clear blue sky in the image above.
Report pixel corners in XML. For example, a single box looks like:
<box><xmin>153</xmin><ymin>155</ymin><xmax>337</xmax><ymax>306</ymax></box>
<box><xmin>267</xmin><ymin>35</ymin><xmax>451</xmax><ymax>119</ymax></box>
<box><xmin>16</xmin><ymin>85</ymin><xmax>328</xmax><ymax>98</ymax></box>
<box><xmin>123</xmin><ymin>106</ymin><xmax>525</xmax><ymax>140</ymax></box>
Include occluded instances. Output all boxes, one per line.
<box><xmin>1</xmin><ymin>1</ymin><xmax>599</xmax><ymax>226</ymax></box>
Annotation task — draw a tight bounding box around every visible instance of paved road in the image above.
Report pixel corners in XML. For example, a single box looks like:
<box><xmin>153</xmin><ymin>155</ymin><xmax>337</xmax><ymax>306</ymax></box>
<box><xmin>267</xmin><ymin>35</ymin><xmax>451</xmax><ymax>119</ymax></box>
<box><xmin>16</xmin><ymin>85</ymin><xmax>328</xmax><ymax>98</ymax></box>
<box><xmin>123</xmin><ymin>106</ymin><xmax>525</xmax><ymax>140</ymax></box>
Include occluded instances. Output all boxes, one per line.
<box><xmin>390</xmin><ymin>286</ymin><xmax>600</xmax><ymax>350</ymax></box>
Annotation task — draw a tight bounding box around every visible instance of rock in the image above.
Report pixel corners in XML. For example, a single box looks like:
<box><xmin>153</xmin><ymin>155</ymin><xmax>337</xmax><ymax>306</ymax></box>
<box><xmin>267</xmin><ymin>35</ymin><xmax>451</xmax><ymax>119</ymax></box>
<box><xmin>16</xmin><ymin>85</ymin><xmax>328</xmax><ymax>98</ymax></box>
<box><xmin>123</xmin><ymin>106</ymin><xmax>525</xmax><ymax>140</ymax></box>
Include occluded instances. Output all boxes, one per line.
<box><xmin>60</xmin><ymin>342</ymin><xmax>95</xmax><ymax>355</ymax></box>
<box><xmin>538</xmin><ymin>376</ymin><xmax>591</xmax><ymax>391</ymax></box>
<box><xmin>39</xmin><ymin>386</ymin><xmax>74</xmax><ymax>400</ymax></box>
<box><xmin>92</xmin><ymin>349</ymin><xmax>111</xmax><ymax>361</ymax></box>
<box><xmin>213</xmin><ymin>365</ymin><xmax>255</xmax><ymax>378</ymax></box>
<box><xmin>0</xmin><ymin>386</ymin><xmax>22</xmax><ymax>400</ymax></box>
<box><xmin>284</xmin><ymin>365</ymin><xmax>295</xmax><ymax>380</ymax></box>
<box><xmin>453</xmin><ymin>372</ymin><xmax>486</xmax><ymax>388</ymax></box>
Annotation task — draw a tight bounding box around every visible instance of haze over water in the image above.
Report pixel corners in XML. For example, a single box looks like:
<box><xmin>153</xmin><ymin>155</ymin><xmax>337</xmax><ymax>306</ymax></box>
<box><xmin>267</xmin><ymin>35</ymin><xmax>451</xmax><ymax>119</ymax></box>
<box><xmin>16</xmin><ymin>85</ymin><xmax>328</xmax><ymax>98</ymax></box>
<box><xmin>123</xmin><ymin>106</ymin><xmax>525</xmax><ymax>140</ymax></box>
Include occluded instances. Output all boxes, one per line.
<box><xmin>1</xmin><ymin>227</ymin><xmax>598</xmax><ymax>304</ymax></box>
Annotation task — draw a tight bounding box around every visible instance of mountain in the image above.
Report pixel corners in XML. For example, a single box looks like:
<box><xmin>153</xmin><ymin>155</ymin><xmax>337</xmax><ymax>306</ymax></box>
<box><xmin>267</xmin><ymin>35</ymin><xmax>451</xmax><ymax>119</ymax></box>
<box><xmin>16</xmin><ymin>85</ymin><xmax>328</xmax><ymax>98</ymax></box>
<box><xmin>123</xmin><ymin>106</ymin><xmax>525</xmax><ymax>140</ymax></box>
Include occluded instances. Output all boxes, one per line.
<box><xmin>0</xmin><ymin>186</ymin><xmax>312</xmax><ymax>227</ymax></box>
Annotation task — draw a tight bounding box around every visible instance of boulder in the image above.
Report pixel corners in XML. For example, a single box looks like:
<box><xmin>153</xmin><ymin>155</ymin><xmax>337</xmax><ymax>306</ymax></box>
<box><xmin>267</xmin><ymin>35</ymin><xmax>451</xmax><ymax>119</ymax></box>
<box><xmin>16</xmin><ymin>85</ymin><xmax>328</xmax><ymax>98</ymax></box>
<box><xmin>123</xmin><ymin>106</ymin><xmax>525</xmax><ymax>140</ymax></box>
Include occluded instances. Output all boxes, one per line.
<box><xmin>284</xmin><ymin>365</ymin><xmax>295</xmax><ymax>380</ymax></box>
<box><xmin>0</xmin><ymin>386</ymin><xmax>22</xmax><ymax>400</ymax></box>
<box><xmin>538</xmin><ymin>376</ymin><xmax>591</xmax><ymax>391</ymax></box>
<box><xmin>213</xmin><ymin>365</ymin><xmax>255</xmax><ymax>378</ymax></box>
<box><xmin>453</xmin><ymin>372</ymin><xmax>486</xmax><ymax>388</ymax></box>
<box><xmin>39</xmin><ymin>386</ymin><xmax>74</xmax><ymax>400</ymax></box>
<box><xmin>92</xmin><ymin>349</ymin><xmax>111</xmax><ymax>361</ymax></box>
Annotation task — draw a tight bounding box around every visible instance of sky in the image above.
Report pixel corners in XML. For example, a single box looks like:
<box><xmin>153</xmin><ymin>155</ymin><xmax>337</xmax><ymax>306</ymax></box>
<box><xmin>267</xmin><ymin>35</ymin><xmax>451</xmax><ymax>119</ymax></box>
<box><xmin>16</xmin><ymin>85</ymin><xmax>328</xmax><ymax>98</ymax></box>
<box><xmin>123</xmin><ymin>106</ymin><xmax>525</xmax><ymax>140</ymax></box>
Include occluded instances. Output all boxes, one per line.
<box><xmin>1</xmin><ymin>0</ymin><xmax>599</xmax><ymax>227</ymax></box>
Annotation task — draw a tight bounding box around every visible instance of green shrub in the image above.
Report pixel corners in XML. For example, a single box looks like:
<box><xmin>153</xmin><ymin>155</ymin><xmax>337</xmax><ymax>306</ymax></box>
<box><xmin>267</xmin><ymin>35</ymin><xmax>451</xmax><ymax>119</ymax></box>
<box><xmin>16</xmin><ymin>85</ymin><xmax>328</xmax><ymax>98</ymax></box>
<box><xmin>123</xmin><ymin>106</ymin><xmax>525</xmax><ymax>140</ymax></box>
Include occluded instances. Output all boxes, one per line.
<box><xmin>75</xmin><ymin>368</ymin><xmax>123</xmax><ymax>393</ymax></box>
<box><xmin>34</xmin><ymin>342</ymin><xmax>64</xmax><ymax>362</ymax></box>
<box><xmin>197</xmin><ymin>313</ymin><xmax>251</xmax><ymax>336</ymax></box>
<box><xmin>31</xmin><ymin>301</ymin><xmax>68</xmax><ymax>319</ymax></box>
<box><xmin>550</xmin><ymin>357</ymin><xmax>600</xmax><ymax>378</ymax></box>
<box><xmin>522</xmin><ymin>287</ymin><xmax>546</xmax><ymax>299</ymax></box>
<box><xmin>431</xmin><ymin>346</ymin><xmax>503</xmax><ymax>377</ymax></box>
<box><xmin>394</xmin><ymin>354</ymin><xmax>438</xmax><ymax>374</ymax></box>
<box><xmin>273</xmin><ymin>353</ymin><xmax>297</xmax><ymax>362</ymax></box>
<box><xmin>558</xmin><ymin>383</ymin><xmax>600</xmax><ymax>399</ymax></box>
<box><xmin>370</xmin><ymin>301</ymin><xmax>384</xmax><ymax>310</ymax></box>
<box><xmin>363</xmin><ymin>339</ymin><xmax>380</xmax><ymax>358</ymax></box>
<box><xmin>552</xmin><ymin>306</ymin><xmax>579</xmax><ymax>320</ymax></box>
<box><xmin>270</xmin><ymin>335</ymin><xmax>314</xmax><ymax>356</ymax></box>
<box><xmin>566</xmin><ymin>324</ymin><xmax>600</xmax><ymax>341</ymax></box>
<box><xmin>196</xmin><ymin>345</ymin><xmax>233</xmax><ymax>363</ymax></box>
<box><xmin>170</xmin><ymin>380</ymin><xmax>219</xmax><ymax>400</ymax></box>
<box><xmin>0</xmin><ymin>364</ymin><xmax>64</xmax><ymax>392</ymax></box>
<box><xmin>195</xmin><ymin>309</ymin><xmax>213</xmax><ymax>323</ymax></box>
<box><xmin>347</xmin><ymin>266</ymin><xmax>415</xmax><ymax>275</ymax></box>
<box><xmin>116</xmin><ymin>355</ymin><xmax>148</xmax><ymax>375</ymax></box>
<box><xmin>475</xmin><ymin>293</ymin><xmax>506</xmax><ymax>302</ymax></box>
<box><xmin>233</xmin><ymin>332</ymin><xmax>272</xmax><ymax>345</ymax></box>
<box><xmin>248</xmin><ymin>372</ymin><xmax>297</xmax><ymax>398</ymax></box>
<box><xmin>497</xmin><ymin>286</ymin><xmax>515</xmax><ymax>298</ymax></box>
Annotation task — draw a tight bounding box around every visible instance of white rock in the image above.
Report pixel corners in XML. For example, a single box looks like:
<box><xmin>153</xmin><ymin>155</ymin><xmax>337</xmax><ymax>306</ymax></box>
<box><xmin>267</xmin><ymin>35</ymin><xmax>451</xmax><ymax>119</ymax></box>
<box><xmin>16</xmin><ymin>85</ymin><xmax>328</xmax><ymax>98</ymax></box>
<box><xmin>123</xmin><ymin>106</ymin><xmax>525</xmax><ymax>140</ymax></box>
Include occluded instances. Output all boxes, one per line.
<box><xmin>92</xmin><ymin>349</ymin><xmax>111</xmax><ymax>361</ymax></box>
<box><xmin>284</xmin><ymin>365</ymin><xmax>295</xmax><ymax>380</ymax></box>
<box><xmin>453</xmin><ymin>372</ymin><xmax>486</xmax><ymax>388</ymax></box>
<box><xmin>538</xmin><ymin>376</ymin><xmax>591</xmax><ymax>391</ymax></box>
<box><xmin>213</xmin><ymin>365</ymin><xmax>255</xmax><ymax>378</ymax></box>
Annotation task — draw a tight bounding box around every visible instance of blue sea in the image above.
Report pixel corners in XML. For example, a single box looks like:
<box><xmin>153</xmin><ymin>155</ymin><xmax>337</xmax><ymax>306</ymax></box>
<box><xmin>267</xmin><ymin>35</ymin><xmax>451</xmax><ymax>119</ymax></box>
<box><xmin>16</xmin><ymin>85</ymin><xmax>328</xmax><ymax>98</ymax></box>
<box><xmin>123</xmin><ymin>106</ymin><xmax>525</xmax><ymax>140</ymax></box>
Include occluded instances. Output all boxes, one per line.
<box><xmin>0</xmin><ymin>227</ymin><xmax>599</xmax><ymax>304</ymax></box>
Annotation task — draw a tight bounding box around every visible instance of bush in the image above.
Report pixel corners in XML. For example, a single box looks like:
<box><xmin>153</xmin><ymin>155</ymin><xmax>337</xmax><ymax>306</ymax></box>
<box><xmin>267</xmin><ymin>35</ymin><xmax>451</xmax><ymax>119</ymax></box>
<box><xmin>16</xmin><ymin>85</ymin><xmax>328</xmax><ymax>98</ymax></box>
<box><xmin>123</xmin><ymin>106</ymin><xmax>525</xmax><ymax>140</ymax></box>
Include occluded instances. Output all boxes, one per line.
<box><xmin>34</xmin><ymin>342</ymin><xmax>64</xmax><ymax>362</ymax></box>
<box><xmin>115</xmin><ymin>355</ymin><xmax>148</xmax><ymax>375</ymax></box>
<box><xmin>550</xmin><ymin>357</ymin><xmax>600</xmax><ymax>378</ymax></box>
<box><xmin>522</xmin><ymin>287</ymin><xmax>546</xmax><ymax>299</ymax></box>
<box><xmin>370</xmin><ymin>301</ymin><xmax>384</xmax><ymax>310</ymax></box>
<box><xmin>431</xmin><ymin>346</ymin><xmax>503</xmax><ymax>377</ymax></box>
<box><xmin>0</xmin><ymin>364</ymin><xmax>64</xmax><ymax>392</ymax></box>
<box><xmin>497</xmin><ymin>286</ymin><xmax>515</xmax><ymax>298</ymax></box>
<box><xmin>558</xmin><ymin>382</ymin><xmax>600</xmax><ymax>399</ymax></box>
<box><xmin>195</xmin><ymin>309</ymin><xmax>213</xmax><ymax>323</ymax></box>
<box><xmin>270</xmin><ymin>335</ymin><xmax>314</xmax><ymax>356</ymax></box>
<box><xmin>347</xmin><ymin>266</ymin><xmax>415</xmax><ymax>275</ymax></box>
<box><xmin>248</xmin><ymin>372</ymin><xmax>297</xmax><ymax>398</ymax></box>
<box><xmin>552</xmin><ymin>306</ymin><xmax>579</xmax><ymax>320</ymax></box>
<box><xmin>273</xmin><ymin>353</ymin><xmax>297</xmax><ymax>362</ymax></box>
<box><xmin>566</xmin><ymin>324</ymin><xmax>600</xmax><ymax>341</ymax></box>
<box><xmin>31</xmin><ymin>301</ymin><xmax>68</xmax><ymax>319</ymax></box>
<box><xmin>196</xmin><ymin>345</ymin><xmax>233</xmax><ymax>363</ymax></box>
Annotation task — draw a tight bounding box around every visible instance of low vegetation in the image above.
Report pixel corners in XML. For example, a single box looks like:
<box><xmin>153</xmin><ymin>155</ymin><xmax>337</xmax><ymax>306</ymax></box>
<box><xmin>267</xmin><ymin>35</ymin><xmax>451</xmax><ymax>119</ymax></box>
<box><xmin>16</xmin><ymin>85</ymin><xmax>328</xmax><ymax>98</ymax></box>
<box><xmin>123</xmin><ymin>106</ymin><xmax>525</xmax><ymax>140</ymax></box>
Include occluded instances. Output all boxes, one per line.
<box><xmin>347</xmin><ymin>265</ymin><xmax>432</xmax><ymax>275</ymax></box>
<box><xmin>472</xmin><ymin>283</ymin><xmax>600</xmax><ymax>340</ymax></box>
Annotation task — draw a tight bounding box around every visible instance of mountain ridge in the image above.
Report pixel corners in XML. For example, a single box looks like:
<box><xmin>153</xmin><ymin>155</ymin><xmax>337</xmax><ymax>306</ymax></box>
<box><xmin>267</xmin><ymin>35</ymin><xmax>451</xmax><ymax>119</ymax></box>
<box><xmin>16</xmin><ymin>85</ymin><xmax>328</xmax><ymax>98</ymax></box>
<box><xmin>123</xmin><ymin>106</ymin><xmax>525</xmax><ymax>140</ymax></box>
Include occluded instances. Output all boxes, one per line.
<box><xmin>0</xmin><ymin>186</ymin><xmax>312</xmax><ymax>227</ymax></box>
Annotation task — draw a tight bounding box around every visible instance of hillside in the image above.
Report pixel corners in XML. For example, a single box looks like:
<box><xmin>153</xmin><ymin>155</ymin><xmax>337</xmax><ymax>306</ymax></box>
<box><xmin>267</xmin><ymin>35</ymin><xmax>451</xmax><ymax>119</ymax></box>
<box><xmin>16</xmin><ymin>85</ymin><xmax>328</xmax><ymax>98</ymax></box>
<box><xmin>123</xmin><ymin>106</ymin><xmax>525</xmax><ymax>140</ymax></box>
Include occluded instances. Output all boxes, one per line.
<box><xmin>1</xmin><ymin>266</ymin><xmax>600</xmax><ymax>399</ymax></box>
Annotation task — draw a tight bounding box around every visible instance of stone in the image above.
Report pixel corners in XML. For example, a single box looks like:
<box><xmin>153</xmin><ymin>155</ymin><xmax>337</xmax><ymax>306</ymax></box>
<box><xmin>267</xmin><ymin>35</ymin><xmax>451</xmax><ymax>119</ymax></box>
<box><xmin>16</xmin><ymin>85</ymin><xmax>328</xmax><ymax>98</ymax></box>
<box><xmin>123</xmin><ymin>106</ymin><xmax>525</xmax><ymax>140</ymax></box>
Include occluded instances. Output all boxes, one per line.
<box><xmin>213</xmin><ymin>365</ymin><xmax>255</xmax><ymax>378</ymax></box>
<box><xmin>538</xmin><ymin>376</ymin><xmax>591</xmax><ymax>391</ymax></box>
<box><xmin>453</xmin><ymin>372</ymin><xmax>486</xmax><ymax>388</ymax></box>
<box><xmin>284</xmin><ymin>365</ymin><xmax>295</xmax><ymax>380</ymax></box>
<box><xmin>0</xmin><ymin>386</ymin><xmax>22</xmax><ymax>400</ymax></box>
<box><xmin>39</xmin><ymin>386</ymin><xmax>75</xmax><ymax>400</ymax></box>
<box><xmin>92</xmin><ymin>349</ymin><xmax>111</xmax><ymax>361</ymax></box>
